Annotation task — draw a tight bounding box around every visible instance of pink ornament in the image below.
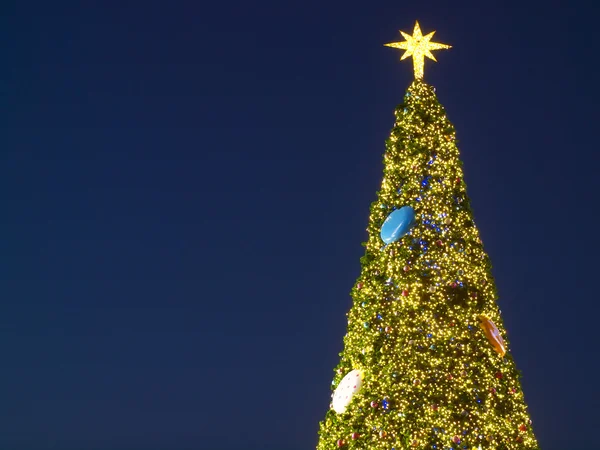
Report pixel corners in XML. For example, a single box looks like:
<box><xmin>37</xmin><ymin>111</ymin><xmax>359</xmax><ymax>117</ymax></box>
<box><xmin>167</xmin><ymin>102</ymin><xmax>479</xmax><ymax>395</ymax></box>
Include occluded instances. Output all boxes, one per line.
<box><xmin>337</xmin><ymin>439</ymin><xmax>345</xmax><ymax>447</ymax></box>
<box><xmin>351</xmin><ymin>433</ymin><xmax>360</xmax><ymax>440</ymax></box>
<box><xmin>452</xmin><ymin>436</ymin><xmax>461</xmax><ymax>444</ymax></box>
<box><xmin>357</xmin><ymin>282</ymin><xmax>364</xmax><ymax>290</ymax></box>
<box><xmin>370</xmin><ymin>401</ymin><xmax>379</xmax><ymax>408</ymax></box>
<box><xmin>403</xmin><ymin>265</ymin><xmax>410</xmax><ymax>272</ymax></box>
<box><xmin>401</xmin><ymin>289</ymin><xmax>409</xmax><ymax>297</ymax></box>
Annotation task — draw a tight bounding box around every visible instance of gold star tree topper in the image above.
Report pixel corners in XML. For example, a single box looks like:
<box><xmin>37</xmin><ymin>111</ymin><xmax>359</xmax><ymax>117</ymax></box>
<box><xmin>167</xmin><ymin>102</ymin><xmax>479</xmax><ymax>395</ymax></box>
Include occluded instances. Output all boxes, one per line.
<box><xmin>385</xmin><ymin>21</ymin><xmax>451</xmax><ymax>79</ymax></box>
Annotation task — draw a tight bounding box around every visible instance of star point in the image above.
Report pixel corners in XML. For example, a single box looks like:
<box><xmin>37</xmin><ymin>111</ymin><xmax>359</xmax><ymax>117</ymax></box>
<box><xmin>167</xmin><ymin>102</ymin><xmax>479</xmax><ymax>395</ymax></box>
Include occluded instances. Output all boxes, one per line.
<box><xmin>385</xmin><ymin>21</ymin><xmax>451</xmax><ymax>79</ymax></box>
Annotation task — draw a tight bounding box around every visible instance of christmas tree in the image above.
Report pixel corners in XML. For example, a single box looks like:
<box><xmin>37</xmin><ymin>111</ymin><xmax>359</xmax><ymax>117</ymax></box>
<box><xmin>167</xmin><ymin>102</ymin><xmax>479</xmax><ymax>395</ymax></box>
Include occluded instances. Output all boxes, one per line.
<box><xmin>316</xmin><ymin>22</ymin><xmax>539</xmax><ymax>450</ymax></box>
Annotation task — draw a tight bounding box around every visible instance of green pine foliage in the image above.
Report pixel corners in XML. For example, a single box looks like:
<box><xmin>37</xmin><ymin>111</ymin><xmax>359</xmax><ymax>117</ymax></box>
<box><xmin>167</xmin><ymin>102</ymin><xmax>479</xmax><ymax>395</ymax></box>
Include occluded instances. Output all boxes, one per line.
<box><xmin>316</xmin><ymin>80</ymin><xmax>539</xmax><ymax>450</ymax></box>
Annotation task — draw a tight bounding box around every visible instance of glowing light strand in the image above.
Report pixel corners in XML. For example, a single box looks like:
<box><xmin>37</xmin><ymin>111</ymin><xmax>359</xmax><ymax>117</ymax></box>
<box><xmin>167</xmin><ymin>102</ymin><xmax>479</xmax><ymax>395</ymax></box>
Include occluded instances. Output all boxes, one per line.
<box><xmin>316</xmin><ymin>31</ymin><xmax>538</xmax><ymax>450</ymax></box>
<box><xmin>385</xmin><ymin>21</ymin><xmax>451</xmax><ymax>79</ymax></box>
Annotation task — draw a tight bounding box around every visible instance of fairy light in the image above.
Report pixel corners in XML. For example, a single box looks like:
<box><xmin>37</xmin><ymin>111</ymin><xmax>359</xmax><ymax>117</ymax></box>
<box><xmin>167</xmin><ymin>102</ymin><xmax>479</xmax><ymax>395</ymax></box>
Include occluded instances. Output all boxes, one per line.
<box><xmin>385</xmin><ymin>21</ymin><xmax>451</xmax><ymax>80</ymax></box>
<box><xmin>316</xmin><ymin>30</ymin><xmax>539</xmax><ymax>450</ymax></box>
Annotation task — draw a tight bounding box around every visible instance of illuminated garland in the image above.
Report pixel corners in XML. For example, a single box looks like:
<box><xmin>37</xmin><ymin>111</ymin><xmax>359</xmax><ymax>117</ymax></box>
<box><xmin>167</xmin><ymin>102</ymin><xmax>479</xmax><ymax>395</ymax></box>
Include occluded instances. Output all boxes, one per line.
<box><xmin>316</xmin><ymin>24</ymin><xmax>539</xmax><ymax>449</ymax></box>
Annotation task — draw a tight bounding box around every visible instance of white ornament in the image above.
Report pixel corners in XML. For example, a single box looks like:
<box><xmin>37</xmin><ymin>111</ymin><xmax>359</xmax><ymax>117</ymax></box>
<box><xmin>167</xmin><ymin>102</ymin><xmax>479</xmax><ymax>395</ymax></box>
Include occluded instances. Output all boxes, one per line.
<box><xmin>331</xmin><ymin>369</ymin><xmax>364</xmax><ymax>414</ymax></box>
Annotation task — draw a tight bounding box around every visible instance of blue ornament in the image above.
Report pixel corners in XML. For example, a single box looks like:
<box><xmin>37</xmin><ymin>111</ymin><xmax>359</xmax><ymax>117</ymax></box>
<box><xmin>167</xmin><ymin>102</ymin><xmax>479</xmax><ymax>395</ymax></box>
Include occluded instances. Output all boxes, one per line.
<box><xmin>380</xmin><ymin>206</ymin><xmax>416</xmax><ymax>244</ymax></box>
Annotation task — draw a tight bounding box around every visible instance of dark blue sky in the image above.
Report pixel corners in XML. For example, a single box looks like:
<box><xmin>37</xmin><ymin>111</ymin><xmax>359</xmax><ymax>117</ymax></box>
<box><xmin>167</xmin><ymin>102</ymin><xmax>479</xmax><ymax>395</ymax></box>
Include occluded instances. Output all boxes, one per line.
<box><xmin>1</xmin><ymin>1</ymin><xmax>598</xmax><ymax>449</ymax></box>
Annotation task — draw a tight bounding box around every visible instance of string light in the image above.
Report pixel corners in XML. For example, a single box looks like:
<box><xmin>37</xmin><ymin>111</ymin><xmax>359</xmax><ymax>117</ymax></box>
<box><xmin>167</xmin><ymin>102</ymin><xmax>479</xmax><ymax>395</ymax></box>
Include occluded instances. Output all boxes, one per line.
<box><xmin>316</xmin><ymin>38</ymin><xmax>539</xmax><ymax>450</ymax></box>
<box><xmin>385</xmin><ymin>22</ymin><xmax>451</xmax><ymax>79</ymax></box>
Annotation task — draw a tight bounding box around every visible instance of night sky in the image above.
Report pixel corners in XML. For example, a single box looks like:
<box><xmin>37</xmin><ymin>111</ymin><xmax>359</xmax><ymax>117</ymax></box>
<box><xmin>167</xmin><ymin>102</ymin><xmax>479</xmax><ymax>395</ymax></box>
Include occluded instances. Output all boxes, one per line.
<box><xmin>1</xmin><ymin>1</ymin><xmax>599</xmax><ymax>449</ymax></box>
